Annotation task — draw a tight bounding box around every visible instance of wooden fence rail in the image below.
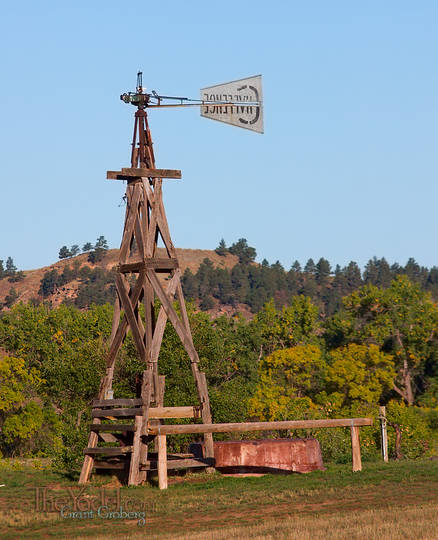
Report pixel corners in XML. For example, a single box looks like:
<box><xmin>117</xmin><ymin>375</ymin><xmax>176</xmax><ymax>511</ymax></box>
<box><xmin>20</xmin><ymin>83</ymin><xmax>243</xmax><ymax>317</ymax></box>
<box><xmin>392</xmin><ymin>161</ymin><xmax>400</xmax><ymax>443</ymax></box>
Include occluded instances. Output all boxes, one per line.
<box><xmin>151</xmin><ymin>417</ymin><xmax>373</xmax><ymax>489</ymax></box>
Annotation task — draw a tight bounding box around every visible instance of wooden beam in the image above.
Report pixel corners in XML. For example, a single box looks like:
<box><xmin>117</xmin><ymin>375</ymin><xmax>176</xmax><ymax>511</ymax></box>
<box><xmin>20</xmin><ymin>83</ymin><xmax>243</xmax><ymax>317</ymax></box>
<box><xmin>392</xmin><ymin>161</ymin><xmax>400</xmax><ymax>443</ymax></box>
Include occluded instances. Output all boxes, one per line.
<box><xmin>92</xmin><ymin>398</ymin><xmax>143</xmax><ymax>408</ymax></box>
<box><xmin>350</xmin><ymin>425</ymin><xmax>362</xmax><ymax>472</ymax></box>
<box><xmin>119</xmin><ymin>258</ymin><xmax>178</xmax><ymax>273</ymax></box>
<box><xmin>149</xmin><ymin>271</ymin><xmax>180</xmax><ymax>365</ymax></box>
<box><xmin>148</xmin><ymin>406</ymin><xmax>201</xmax><ymax>419</ymax></box>
<box><xmin>141</xmin><ymin>457</ymin><xmax>215</xmax><ymax>471</ymax></box>
<box><xmin>84</xmin><ymin>447</ymin><xmax>132</xmax><ymax>456</ymax></box>
<box><xmin>137</xmin><ymin>368</ymin><xmax>153</xmax><ymax>484</ymax></box>
<box><xmin>93</xmin><ymin>462</ymin><xmax>127</xmax><ymax>470</ymax></box>
<box><xmin>90</xmin><ymin>424</ymin><xmax>135</xmax><ymax>432</ymax></box>
<box><xmin>92</xmin><ymin>408</ymin><xmax>143</xmax><ymax>418</ymax></box>
<box><xmin>104</xmin><ymin>269</ymin><xmax>146</xmax><ymax>369</ymax></box>
<box><xmin>157</xmin><ymin>434</ymin><xmax>168</xmax><ymax>490</ymax></box>
<box><xmin>119</xmin><ymin>183</ymin><xmax>142</xmax><ymax>263</ymax></box>
<box><xmin>107</xmin><ymin>168</ymin><xmax>181</xmax><ymax>180</ymax></box>
<box><xmin>115</xmin><ymin>273</ymin><xmax>146</xmax><ymax>361</ymax></box>
<box><xmin>148</xmin><ymin>418</ymin><xmax>373</xmax><ymax>435</ymax></box>
<box><xmin>128</xmin><ymin>415</ymin><xmax>144</xmax><ymax>485</ymax></box>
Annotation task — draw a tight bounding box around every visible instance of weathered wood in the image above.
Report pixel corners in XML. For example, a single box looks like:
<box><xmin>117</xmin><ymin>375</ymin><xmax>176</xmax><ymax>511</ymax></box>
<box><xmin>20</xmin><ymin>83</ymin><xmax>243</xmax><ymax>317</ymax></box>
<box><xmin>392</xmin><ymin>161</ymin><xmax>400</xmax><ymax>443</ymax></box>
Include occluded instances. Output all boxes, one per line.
<box><xmin>84</xmin><ymin>447</ymin><xmax>133</xmax><ymax>456</ymax></box>
<box><xmin>119</xmin><ymin>184</ymin><xmax>142</xmax><ymax>263</ymax></box>
<box><xmin>148</xmin><ymin>406</ymin><xmax>200</xmax><ymax>419</ymax></box>
<box><xmin>157</xmin><ymin>376</ymin><xmax>166</xmax><ymax>407</ymax></box>
<box><xmin>98</xmin><ymin>432</ymin><xmax>119</xmax><ymax>443</ymax></box>
<box><xmin>90</xmin><ymin>424</ymin><xmax>135</xmax><ymax>432</ymax></box>
<box><xmin>155</xmin><ymin>196</ymin><xmax>177</xmax><ymax>257</ymax></box>
<box><xmin>94</xmin><ymin>462</ymin><xmax>127</xmax><ymax>470</ymax></box>
<box><xmin>148</xmin><ymin>418</ymin><xmax>373</xmax><ymax>435</ymax></box>
<box><xmin>157</xmin><ymin>434</ymin><xmax>167</xmax><ymax>490</ymax></box>
<box><xmin>165</xmin><ymin>457</ymin><xmax>214</xmax><ymax>470</ymax></box>
<box><xmin>134</xmin><ymin>214</ymin><xmax>145</xmax><ymax>260</ymax></box>
<box><xmin>81</xmin><ymin>106</ymin><xmax>215</xmax><ymax>487</ymax></box>
<box><xmin>119</xmin><ymin>258</ymin><xmax>178</xmax><ymax>273</ymax></box>
<box><xmin>198</xmin><ymin>372</ymin><xmax>214</xmax><ymax>460</ymax></box>
<box><xmin>141</xmin><ymin>457</ymin><xmax>215</xmax><ymax>471</ymax></box>
<box><xmin>350</xmin><ymin>425</ymin><xmax>362</xmax><ymax>472</ymax></box>
<box><xmin>105</xmin><ymin>269</ymin><xmax>146</xmax><ymax>369</ymax></box>
<box><xmin>79</xmin><ymin>433</ymin><xmax>98</xmax><ymax>484</ymax></box>
<box><xmin>92</xmin><ymin>398</ymin><xmax>143</xmax><ymax>408</ymax></box>
<box><xmin>115</xmin><ymin>273</ymin><xmax>146</xmax><ymax>360</ymax></box>
<box><xmin>149</xmin><ymin>271</ymin><xmax>180</xmax><ymax>365</ymax></box>
<box><xmin>128</xmin><ymin>415</ymin><xmax>144</xmax><ymax>485</ymax></box>
<box><xmin>92</xmin><ymin>408</ymin><xmax>142</xmax><ymax>418</ymax></box>
<box><xmin>146</xmin><ymin>270</ymin><xmax>199</xmax><ymax>362</ymax></box>
<box><xmin>107</xmin><ymin>168</ymin><xmax>182</xmax><ymax>179</ymax></box>
<box><xmin>109</xmin><ymin>295</ymin><xmax>121</xmax><ymax>344</ymax></box>
<box><xmin>137</xmin><ymin>368</ymin><xmax>153</xmax><ymax>484</ymax></box>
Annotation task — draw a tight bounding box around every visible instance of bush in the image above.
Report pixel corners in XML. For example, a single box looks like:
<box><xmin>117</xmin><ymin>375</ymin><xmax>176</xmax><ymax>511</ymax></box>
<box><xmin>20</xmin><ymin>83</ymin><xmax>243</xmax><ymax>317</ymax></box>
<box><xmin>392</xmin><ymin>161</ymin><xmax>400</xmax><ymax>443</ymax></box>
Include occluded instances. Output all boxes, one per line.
<box><xmin>386</xmin><ymin>400</ymin><xmax>438</xmax><ymax>459</ymax></box>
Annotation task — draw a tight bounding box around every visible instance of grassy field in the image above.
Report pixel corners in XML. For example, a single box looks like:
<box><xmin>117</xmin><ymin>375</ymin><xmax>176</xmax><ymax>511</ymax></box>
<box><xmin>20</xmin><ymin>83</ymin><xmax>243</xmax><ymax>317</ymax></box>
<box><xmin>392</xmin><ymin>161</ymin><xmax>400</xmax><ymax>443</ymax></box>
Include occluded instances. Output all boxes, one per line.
<box><xmin>0</xmin><ymin>459</ymin><xmax>437</xmax><ymax>539</ymax></box>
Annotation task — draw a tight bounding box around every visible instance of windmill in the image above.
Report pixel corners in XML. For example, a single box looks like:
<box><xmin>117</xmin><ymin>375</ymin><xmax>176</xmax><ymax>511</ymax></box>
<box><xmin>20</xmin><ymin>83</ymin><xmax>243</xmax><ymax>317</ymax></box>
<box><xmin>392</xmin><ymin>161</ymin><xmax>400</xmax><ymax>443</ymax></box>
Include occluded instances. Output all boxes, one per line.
<box><xmin>79</xmin><ymin>72</ymin><xmax>263</xmax><ymax>486</ymax></box>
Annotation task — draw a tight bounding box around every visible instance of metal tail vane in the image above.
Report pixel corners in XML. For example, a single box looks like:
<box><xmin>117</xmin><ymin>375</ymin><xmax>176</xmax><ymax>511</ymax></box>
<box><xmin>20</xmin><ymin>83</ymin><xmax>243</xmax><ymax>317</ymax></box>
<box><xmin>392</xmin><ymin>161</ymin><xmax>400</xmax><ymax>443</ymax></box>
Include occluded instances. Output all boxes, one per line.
<box><xmin>120</xmin><ymin>72</ymin><xmax>264</xmax><ymax>134</ymax></box>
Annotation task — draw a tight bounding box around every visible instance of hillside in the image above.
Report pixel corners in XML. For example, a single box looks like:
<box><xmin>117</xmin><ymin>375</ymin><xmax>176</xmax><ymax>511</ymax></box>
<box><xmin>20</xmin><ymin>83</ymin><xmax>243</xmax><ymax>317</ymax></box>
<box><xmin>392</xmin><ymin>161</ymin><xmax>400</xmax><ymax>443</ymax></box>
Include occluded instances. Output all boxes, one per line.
<box><xmin>0</xmin><ymin>248</ymin><xmax>239</xmax><ymax>310</ymax></box>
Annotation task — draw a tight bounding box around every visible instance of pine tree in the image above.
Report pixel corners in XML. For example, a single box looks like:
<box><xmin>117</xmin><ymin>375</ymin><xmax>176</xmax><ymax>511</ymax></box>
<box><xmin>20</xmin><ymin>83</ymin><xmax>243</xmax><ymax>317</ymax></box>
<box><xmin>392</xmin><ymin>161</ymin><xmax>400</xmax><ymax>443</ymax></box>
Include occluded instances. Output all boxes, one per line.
<box><xmin>304</xmin><ymin>258</ymin><xmax>316</xmax><ymax>275</ymax></box>
<box><xmin>229</xmin><ymin>238</ymin><xmax>256</xmax><ymax>265</ymax></box>
<box><xmin>315</xmin><ymin>258</ymin><xmax>331</xmax><ymax>284</ymax></box>
<box><xmin>215</xmin><ymin>238</ymin><xmax>228</xmax><ymax>256</ymax></box>
<box><xmin>5</xmin><ymin>257</ymin><xmax>17</xmax><ymax>276</ymax></box>
<box><xmin>70</xmin><ymin>245</ymin><xmax>80</xmax><ymax>257</ymax></box>
<box><xmin>291</xmin><ymin>260</ymin><xmax>301</xmax><ymax>272</ymax></box>
<box><xmin>88</xmin><ymin>236</ymin><xmax>109</xmax><ymax>263</ymax></box>
<box><xmin>58</xmin><ymin>246</ymin><xmax>71</xmax><ymax>260</ymax></box>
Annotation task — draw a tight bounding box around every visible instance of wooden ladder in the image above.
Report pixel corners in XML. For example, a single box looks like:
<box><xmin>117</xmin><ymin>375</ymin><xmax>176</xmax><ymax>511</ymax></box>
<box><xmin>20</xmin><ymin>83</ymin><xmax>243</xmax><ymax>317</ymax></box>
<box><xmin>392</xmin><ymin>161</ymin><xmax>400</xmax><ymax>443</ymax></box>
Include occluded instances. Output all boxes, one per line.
<box><xmin>83</xmin><ymin>393</ymin><xmax>214</xmax><ymax>486</ymax></box>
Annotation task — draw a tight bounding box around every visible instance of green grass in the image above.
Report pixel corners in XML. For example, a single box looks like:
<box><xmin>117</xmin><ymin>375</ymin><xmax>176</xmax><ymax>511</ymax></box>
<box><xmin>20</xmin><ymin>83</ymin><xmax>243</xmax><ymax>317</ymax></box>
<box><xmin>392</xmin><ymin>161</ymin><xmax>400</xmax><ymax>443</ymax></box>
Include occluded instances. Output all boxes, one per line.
<box><xmin>0</xmin><ymin>459</ymin><xmax>437</xmax><ymax>539</ymax></box>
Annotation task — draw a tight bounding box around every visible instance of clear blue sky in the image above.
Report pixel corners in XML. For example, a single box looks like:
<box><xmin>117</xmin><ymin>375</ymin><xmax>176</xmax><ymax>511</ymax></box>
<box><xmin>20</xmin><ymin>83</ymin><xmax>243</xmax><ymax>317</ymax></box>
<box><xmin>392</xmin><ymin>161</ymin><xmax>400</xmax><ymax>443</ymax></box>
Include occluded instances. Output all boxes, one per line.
<box><xmin>1</xmin><ymin>2</ymin><xmax>437</xmax><ymax>272</ymax></box>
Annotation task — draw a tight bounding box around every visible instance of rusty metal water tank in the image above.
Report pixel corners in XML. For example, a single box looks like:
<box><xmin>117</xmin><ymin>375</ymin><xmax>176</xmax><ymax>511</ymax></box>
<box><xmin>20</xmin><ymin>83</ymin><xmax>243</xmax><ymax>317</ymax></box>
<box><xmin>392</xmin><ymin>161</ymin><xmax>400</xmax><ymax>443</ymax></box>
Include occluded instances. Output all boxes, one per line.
<box><xmin>190</xmin><ymin>438</ymin><xmax>324</xmax><ymax>474</ymax></box>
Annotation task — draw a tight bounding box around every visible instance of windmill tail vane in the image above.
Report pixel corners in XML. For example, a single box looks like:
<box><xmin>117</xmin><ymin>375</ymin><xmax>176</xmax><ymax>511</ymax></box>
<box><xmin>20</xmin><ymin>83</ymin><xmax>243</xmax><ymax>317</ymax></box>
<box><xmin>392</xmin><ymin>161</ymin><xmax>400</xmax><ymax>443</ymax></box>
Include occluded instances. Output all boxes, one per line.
<box><xmin>120</xmin><ymin>71</ymin><xmax>264</xmax><ymax>134</ymax></box>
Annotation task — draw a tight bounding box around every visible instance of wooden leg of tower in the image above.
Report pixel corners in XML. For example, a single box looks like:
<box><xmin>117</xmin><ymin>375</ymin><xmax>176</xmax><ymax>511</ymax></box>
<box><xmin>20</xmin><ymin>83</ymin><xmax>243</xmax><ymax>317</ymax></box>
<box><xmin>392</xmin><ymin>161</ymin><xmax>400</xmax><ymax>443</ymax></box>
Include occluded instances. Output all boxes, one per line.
<box><xmin>109</xmin><ymin>295</ymin><xmax>121</xmax><ymax>344</ymax></box>
<box><xmin>137</xmin><ymin>369</ymin><xmax>153</xmax><ymax>484</ymax></box>
<box><xmin>199</xmin><ymin>372</ymin><xmax>214</xmax><ymax>463</ymax></box>
<box><xmin>80</xmin><ymin>369</ymin><xmax>117</xmax><ymax>484</ymax></box>
<box><xmin>79</xmin><ymin>431</ymin><xmax>98</xmax><ymax>484</ymax></box>
<box><xmin>128</xmin><ymin>415</ymin><xmax>143</xmax><ymax>486</ymax></box>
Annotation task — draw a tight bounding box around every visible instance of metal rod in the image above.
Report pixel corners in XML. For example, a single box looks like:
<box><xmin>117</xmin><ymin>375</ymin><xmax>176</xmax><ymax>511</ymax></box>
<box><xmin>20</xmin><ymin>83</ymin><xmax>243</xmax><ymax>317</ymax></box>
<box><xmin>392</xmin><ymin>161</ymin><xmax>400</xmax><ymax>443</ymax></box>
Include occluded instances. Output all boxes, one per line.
<box><xmin>147</xmin><ymin>102</ymin><xmax>261</xmax><ymax>109</ymax></box>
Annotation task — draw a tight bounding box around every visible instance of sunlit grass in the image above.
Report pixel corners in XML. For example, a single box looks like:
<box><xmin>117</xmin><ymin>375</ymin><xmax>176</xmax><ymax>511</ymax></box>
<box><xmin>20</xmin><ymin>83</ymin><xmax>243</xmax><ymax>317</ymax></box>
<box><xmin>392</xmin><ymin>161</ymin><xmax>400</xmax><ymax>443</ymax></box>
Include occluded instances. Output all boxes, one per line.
<box><xmin>0</xmin><ymin>459</ymin><xmax>437</xmax><ymax>538</ymax></box>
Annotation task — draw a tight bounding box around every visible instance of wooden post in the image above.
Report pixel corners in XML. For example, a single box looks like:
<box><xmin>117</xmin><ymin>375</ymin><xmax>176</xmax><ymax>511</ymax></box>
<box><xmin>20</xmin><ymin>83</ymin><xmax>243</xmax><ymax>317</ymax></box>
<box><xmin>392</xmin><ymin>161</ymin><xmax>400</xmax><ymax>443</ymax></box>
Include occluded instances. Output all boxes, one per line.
<box><xmin>379</xmin><ymin>406</ymin><xmax>388</xmax><ymax>463</ymax></box>
<box><xmin>128</xmin><ymin>415</ymin><xmax>144</xmax><ymax>485</ymax></box>
<box><xmin>157</xmin><ymin>434</ymin><xmax>168</xmax><ymax>490</ymax></box>
<box><xmin>350</xmin><ymin>425</ymin><xmax>362</xmax><ymax>472</ymax></box>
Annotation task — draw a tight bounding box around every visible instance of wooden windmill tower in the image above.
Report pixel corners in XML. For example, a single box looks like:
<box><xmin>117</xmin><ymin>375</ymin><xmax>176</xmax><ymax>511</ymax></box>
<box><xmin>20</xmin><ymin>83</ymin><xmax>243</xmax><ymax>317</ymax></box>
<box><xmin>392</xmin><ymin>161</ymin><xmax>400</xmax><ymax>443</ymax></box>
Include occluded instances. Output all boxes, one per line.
<box><xmin>79</xmin><ymin>73</ymin><xmax>263</xmax><ymax>485</ymax></box>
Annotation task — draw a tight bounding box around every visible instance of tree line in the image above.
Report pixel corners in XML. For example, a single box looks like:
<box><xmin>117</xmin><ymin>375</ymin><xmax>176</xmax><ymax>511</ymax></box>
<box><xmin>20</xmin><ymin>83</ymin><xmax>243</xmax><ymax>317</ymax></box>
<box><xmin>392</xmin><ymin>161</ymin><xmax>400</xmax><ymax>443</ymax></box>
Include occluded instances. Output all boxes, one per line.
<box><xmin>58</xmin><ymin>236</ymin><xmax>109</xmax><ymax>263</ymax></box>
<box><xmin>181</xmin><ymin>238</ymin><xmax>438</xmax><ymax>316</ymax></box>
<box><xmin>0</xmin><ymin>274</ymin><xmax>437</xmax><ymax>469</ymax></box>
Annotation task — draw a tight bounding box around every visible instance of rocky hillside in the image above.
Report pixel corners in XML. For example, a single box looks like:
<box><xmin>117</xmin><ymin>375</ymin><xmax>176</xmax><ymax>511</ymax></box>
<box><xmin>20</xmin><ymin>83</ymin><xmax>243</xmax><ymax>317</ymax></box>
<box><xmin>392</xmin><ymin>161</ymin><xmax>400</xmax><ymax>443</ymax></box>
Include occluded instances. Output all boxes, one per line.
<box><xmin>0</xmin><ymin>248</ymin><xmax>239</xmax><ymax>310</ymax></box>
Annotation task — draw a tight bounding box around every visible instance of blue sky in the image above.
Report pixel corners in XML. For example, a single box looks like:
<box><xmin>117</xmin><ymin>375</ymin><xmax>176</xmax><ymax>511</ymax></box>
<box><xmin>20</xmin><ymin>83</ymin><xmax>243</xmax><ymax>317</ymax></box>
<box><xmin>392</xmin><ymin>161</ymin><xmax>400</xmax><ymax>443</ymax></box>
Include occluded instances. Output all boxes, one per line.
<box><xmin>1</xmin><ymin>2</ymin><xmax>437</xmax><ymax>271</ymax></box>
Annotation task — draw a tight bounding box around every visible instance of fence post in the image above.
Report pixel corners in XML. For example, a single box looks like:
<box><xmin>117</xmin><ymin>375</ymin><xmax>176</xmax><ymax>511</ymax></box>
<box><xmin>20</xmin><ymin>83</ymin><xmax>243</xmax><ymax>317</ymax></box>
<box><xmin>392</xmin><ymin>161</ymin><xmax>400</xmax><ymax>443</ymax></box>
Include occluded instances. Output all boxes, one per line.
<box><xmin>350</xmin><ymin>425</ymin><xmax>362</xmax><ymax>472</ymax></box>
<box><xmin>379</xmin><ymin>406</ymin><xmax>388</xmax><ymax>463</ymax></box>
<box><xmin>157</xmin><ymin>434</ymin><xmax>168</xmax><ymax>490</ymax></box>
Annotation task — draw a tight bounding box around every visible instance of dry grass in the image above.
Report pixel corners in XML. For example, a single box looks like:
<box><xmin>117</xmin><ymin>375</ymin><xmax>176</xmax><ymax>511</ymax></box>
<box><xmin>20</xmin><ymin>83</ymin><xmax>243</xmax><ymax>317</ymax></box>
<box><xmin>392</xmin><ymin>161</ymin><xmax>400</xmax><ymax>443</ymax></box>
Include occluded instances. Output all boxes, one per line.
<box><xmin>80</xmin><ymin>503</ymin><xmax>438</xmax><ymax>540</ymax></box>
<box><xmin>1</xmin><ymin>460</ymin><xmax>437</xmax><ymax>539</ymax></box>
<box><xmin>164</xmin><ymin>503</ymin><xmax>438</xmax><ymax>540</ymax></box>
